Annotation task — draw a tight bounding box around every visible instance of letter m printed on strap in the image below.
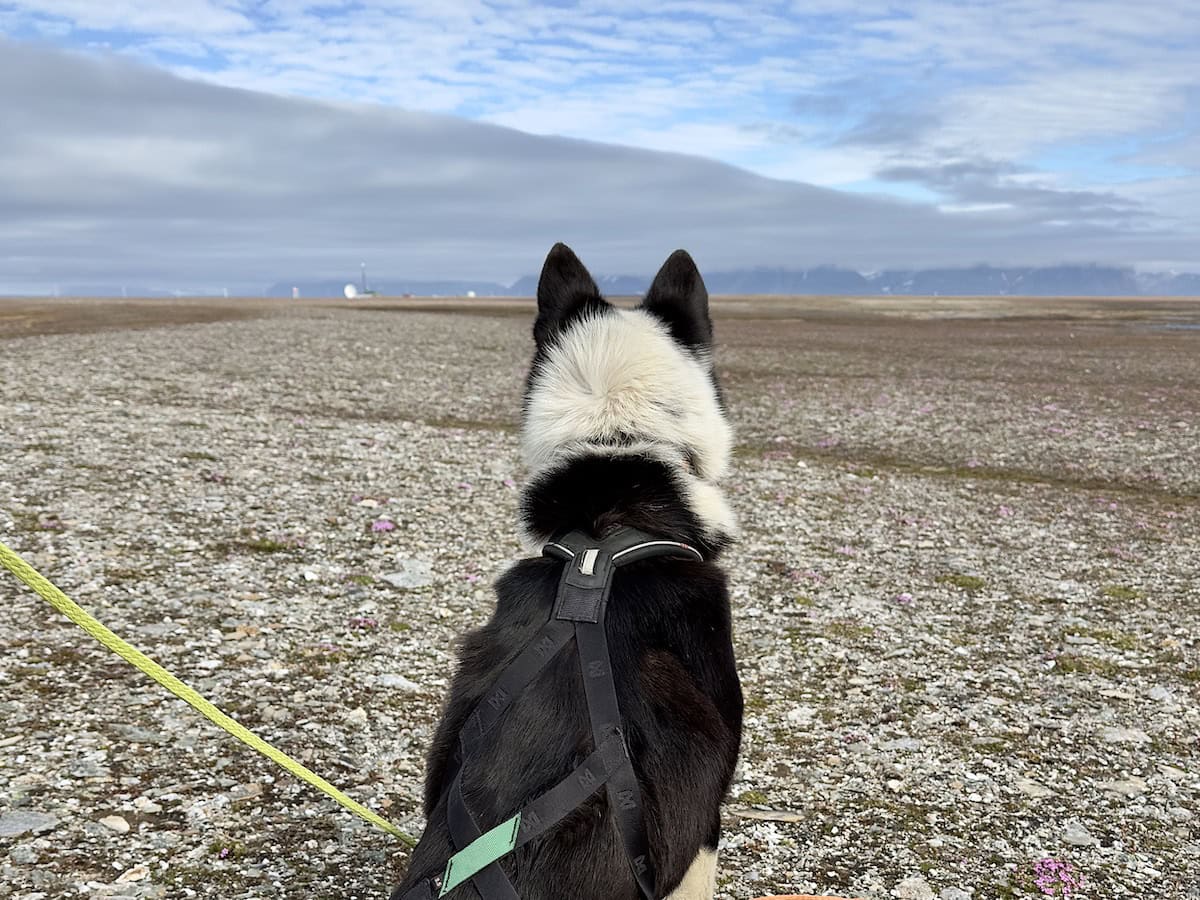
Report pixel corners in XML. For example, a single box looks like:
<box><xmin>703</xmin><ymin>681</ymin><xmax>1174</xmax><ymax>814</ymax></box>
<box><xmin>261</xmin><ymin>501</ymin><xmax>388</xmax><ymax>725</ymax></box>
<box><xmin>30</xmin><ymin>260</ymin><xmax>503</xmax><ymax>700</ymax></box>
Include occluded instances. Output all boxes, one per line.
<box><xmin>535</xmin><ymin>634</ymin><xmax>558</xmax><ymax>659</ymax></box>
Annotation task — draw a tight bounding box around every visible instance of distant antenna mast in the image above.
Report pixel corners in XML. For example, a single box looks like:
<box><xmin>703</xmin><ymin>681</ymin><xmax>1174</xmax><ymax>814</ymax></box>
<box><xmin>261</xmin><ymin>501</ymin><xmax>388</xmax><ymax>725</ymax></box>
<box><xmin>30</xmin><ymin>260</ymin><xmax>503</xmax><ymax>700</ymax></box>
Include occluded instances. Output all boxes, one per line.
<box><xmin>361</xmin><ymin>262</ymin><xmax>368</xmax><ymax>294</ymax></box>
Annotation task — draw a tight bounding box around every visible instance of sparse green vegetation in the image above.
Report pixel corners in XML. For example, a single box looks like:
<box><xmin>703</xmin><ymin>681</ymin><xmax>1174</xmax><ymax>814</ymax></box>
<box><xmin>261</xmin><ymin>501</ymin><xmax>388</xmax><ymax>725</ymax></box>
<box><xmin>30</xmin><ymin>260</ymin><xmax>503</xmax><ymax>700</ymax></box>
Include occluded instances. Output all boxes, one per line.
<box><xmin>206</xmin><ymin>839</ymin><xmax>248</xmax><ymax>859</ymax></box>
<box><xmin>421</xmin><ymin>416</ymin><xmax>516</xmax><ymax>432</ymax></box>
<box><xmin>105</xmin><ymin>566</ymin><xmax>154</xmax><ymax>583</ymax></box>
<box><xmin>1062</xmin><ymin>626</ymin><xmax>1141</xmax><ymax>651</ymax></box>
<box><xmin>242</xmin><ymin>537</ymin><xmax>295</xmax><ymax>553</ymax></box>
<box><xmin>1102</xmin><ymin>584</ymin><xmax>1145</xmax><ymax>601</ymax></box>
<box><xmin>737</xmin><ymin>790</ymin><xmax>768</xmax><ymax>805</ymax></box>
<box><xmin>825</xmin><ymin>620</ymin><xmax>876</xmax><ymax>640</ymax></box>
<box><xmin>1054</xmin><ymin>655</ymin><xmax>1124</xmax><ymax>676</ymax></box>
<box><xmin>937</xmin><ymin>573</ymin><xmax>987</xmax><ymax>591</ymax></box>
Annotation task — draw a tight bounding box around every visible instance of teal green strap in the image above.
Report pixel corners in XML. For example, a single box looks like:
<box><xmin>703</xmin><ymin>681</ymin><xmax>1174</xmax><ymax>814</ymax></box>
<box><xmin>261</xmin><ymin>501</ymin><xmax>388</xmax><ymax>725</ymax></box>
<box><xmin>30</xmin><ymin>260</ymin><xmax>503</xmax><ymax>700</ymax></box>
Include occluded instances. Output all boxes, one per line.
<box><xmin>439</xmin><ymin>814</ymin><xmax>522</xmax><ymax>896</ymax></box>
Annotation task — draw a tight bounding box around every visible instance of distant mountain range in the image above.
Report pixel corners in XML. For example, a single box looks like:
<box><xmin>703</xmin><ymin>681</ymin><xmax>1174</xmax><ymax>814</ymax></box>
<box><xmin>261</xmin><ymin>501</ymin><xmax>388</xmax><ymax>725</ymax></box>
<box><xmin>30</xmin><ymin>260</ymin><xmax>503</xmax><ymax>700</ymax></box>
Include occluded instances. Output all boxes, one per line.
<box><xmin>572</xmin><ymin>265</ymin><xmax>1200</xmax><ymax>297</ymax></box>
<box><xmin>20</xmin><ymin>264</ymin><xmax>1200</xmax><ymax>299</ymax></box>
<box><xmin>270</xmin><ymin>265</ymin><xmax>1200</xmax><ymax>298</ymax></box>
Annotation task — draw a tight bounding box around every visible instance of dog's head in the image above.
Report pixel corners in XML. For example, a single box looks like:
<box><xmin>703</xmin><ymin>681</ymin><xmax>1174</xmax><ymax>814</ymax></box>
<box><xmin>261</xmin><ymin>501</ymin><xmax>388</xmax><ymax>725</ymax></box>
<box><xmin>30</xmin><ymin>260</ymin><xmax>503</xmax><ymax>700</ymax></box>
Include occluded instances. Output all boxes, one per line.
<box><xmin>520</xmin><ymin>242</ymin><xmax>736</xmax><ymax>545</ymax></box>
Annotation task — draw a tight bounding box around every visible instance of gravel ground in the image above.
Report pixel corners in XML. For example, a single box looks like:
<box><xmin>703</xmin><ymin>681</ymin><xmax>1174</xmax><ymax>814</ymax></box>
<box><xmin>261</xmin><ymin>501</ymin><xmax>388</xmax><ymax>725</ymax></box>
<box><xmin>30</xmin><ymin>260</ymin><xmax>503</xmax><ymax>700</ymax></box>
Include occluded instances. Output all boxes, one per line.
<box><xmin>1</xmin><ymin>298</ymin><xmax>1197</xmax><ymax>900</ymax></box>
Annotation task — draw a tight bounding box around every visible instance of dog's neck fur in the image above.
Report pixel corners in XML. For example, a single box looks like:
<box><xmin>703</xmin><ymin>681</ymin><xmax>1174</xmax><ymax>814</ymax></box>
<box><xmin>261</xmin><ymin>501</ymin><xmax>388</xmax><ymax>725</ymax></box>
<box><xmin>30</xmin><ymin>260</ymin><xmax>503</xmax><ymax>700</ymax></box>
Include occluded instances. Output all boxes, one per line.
<box><xmin>519</xmin><ymin>454</ymin><xmax>734</xmax><ymax>560</ymax></box>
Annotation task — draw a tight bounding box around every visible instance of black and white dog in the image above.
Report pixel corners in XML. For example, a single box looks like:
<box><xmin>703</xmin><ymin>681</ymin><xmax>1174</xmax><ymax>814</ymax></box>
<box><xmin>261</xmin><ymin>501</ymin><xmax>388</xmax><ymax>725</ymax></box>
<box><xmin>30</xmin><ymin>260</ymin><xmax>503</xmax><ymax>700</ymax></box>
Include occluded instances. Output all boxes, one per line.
<box><xmin>393</xmin><ymin>244</ymin><xmax>742</xmax><ymax>900</ymax></box>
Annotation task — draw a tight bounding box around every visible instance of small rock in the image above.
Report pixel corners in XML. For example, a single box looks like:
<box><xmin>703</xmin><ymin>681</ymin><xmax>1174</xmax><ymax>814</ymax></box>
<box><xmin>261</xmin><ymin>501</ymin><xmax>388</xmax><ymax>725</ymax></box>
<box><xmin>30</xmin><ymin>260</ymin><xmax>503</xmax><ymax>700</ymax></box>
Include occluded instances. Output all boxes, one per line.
<box><xmin>115</xmin><ymin>864</ymin><xmax>150</xmax><ymax>883</ymax></box>
<box><xmin>0</xmin><ymin>811</ymin><xmax>58</xmax><ymax>838</ymax></box>
<box><xmin>133</xmin><ymin>797</ymin><xmax>162</xmax><ymax>814</ymax></box>
<box><xmin>260</xmin><ymin>704</ymin><xmax>292</xmax><ymax>723</ymax></box>
<box><xmin>1099</xmin><ymin>776</ymin><xmax>1148</xmax><ymax>798</ymax></box>
<box><xmin>9</xmin><ymin>844</ymin><xmax>39</xmax><ymax>864</ymax></box>
<box><xmin>186</xmin><ymin>794</ymin><xmax>231</xmax><ymax>823</ymax></box>
<box><xmin>1101</xmin><ymin>726</ymin><xmax>1151</xmax><ymax>744</ymax></box>
<box><xmin>380</xmin><ymin>558</ymin><xmax>433</xmax><ymax>590</ymax></box>
<box><xmin>111</xmin><ymin>725</ymin><xmax>167</xmax><ymax>745</ymax></box>
<box><xmin>99</xmin><ymin>815</ymin><xmax>130</xmax><ymax>834</ymax></box>
<box><xmin>376</xmin><ymin>673</ymin><xmax>421</xmax><ymax>692</ymax></box>
<box><xmin>229</xmin><ymin>783</ymin><xmax>263</xmax><ymax>807</ymax></box>
<box><xmin>1014</xmin><ymin>777</ymin><xmax>1053</xmax><ymax>798</ymax></box>
<box><xmin>728</xmin><ymin>806</ymin><xmax>806</xmax><ymax>822</ymax></box>
<box><xmin>880</xmin><ymin>737</ymin><xmax>923</xmax><ymax>752</ymax></box>
<box><xmin>894</xmin><ymin>874</ymin><xmax>935</xmax><ymax>899</ymax></box>
<box><xmin>940</xmin><ymin>889</ymin><xmax>972</xmax><ymax>900</ymax></box>
<box><xmin>1063</xmin><ymin>820</ymin><xmax>1098</xmax><ymax>846</ymax></box>
<box><xmin>68</xmin><ymin>759</ymin><xmax>110</xmax><ymax>779</ymax></box>
<box><xmin>785</xmin><ymin>705</ymin><xmax>816</xmax><ymax>724</ymax></box>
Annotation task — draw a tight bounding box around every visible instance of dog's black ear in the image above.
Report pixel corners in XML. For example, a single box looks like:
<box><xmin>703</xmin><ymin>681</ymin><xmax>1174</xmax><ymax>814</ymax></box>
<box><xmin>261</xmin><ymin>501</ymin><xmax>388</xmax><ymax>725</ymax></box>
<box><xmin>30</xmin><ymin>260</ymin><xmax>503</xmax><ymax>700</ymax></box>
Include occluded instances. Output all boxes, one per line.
<box><xmin>534</xmin><ymin>242</ymin><xmax>607</xmax><ymax>347</ymax></box>
<box><xmin>642</xmin><ymin>249</ymin><xmax>712</xmax><ymax>349</ymax></box>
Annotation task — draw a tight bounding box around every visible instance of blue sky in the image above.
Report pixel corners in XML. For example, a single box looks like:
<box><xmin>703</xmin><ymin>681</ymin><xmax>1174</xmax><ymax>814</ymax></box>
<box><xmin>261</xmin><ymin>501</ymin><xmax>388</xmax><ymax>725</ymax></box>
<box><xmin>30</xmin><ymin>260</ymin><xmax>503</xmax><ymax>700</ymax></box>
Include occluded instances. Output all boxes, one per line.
<box><xmin>2</xmin><ymin>1</ymin><xmax>1199</xmax><ymax>288</ymax></box>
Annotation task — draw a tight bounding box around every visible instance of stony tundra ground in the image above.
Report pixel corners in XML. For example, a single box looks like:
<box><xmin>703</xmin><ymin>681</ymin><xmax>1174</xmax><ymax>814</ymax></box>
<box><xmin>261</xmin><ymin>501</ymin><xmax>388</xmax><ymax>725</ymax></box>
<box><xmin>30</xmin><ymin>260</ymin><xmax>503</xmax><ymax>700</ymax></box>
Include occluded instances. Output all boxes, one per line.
<box><xmin>0</xmin><ymin>296</ymin><xmax>1197</xmax><ymax>900</ymax></box>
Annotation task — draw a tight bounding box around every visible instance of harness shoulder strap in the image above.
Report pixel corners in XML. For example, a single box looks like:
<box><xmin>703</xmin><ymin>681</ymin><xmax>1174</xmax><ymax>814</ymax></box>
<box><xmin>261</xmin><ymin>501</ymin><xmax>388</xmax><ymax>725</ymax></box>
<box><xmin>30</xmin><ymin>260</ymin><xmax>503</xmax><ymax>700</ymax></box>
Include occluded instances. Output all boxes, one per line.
<box><xmin>542</xmin><ymin>527</ymin><xmax>704</xmax><ymax>900</ymax></box>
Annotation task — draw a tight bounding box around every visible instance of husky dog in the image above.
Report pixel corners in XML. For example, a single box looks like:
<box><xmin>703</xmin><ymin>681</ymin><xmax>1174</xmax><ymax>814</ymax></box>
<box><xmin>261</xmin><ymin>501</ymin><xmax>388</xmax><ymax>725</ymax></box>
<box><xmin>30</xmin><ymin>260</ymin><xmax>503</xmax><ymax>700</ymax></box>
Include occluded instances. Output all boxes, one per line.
<box><xmin>393</xmin><ymin>244</ymin><xmax>742</xmax><ymax>900</ymax></box>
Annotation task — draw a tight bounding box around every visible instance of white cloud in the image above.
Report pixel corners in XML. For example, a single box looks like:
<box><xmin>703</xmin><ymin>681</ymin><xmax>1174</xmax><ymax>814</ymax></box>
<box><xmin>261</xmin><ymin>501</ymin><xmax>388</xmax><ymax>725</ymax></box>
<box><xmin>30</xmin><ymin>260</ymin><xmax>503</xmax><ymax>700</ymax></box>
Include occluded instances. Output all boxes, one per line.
<box><xmin>2</xmin><ymin>1</ymin><xmax>1198</xmax><ymax>262</ymax></box>
<box><xmin>4</xmin><ymin>38</ymin><xmax>1195</xmax><ymax>295</ymax></box>
<box><xmin>936</xmin><ymin>66</ymin><xmax>1199</xmax><ymax>159</ymax></box>
<box><xmin>8</xmin><ymin>0</ymin><xmax>251</xmax><ymax>34</ymax></box>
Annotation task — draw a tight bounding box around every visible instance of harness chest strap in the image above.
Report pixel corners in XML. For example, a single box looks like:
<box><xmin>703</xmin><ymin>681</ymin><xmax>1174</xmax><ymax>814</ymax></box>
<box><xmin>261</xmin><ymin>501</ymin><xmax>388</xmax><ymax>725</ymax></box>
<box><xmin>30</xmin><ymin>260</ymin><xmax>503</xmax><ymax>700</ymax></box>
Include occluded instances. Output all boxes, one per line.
<box><xmin>404</xmin><ymin>527</ymin><xmax>702</xmax><ymax>900</ymax></box>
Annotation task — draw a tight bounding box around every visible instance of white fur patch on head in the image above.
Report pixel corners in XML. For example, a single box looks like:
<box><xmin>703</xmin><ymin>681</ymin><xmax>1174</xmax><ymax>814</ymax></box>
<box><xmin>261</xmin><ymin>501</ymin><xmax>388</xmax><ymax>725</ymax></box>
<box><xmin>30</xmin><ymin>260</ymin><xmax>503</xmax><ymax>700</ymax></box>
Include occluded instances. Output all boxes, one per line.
<box><xmin>522</xmin><ymin>307</ymin><xmax>737</xmax><ymax>541</ymax></box>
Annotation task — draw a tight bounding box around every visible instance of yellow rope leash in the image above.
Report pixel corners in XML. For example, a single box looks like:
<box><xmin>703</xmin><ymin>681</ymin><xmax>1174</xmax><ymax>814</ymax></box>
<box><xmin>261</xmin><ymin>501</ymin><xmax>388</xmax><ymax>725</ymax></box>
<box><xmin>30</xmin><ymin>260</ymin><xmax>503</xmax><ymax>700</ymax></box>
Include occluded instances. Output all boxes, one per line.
<box><xmin>0</xmin><ymin>539</ymin><xmax>417</xmax><ymax>848</ymax></box>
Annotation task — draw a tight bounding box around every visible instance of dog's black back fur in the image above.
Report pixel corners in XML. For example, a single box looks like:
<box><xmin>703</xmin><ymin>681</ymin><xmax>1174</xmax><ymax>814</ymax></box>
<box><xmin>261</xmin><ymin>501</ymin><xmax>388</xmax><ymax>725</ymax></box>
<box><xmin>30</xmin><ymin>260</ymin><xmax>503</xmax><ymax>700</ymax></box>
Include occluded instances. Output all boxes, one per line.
<box><xmin>392</xmin><ymin>245</ymin><xmax>742</xmax><ymax>900</ymax></box>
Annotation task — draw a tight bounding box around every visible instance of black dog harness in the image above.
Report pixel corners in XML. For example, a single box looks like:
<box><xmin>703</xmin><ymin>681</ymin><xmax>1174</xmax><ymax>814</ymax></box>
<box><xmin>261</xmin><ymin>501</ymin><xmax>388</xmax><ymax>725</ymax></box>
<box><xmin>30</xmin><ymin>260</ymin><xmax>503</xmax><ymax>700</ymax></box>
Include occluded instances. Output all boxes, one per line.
<box><xmin>400</xmin><ymin>527</ymin><xmax>703</xmax><ymax>900</ymax></box>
